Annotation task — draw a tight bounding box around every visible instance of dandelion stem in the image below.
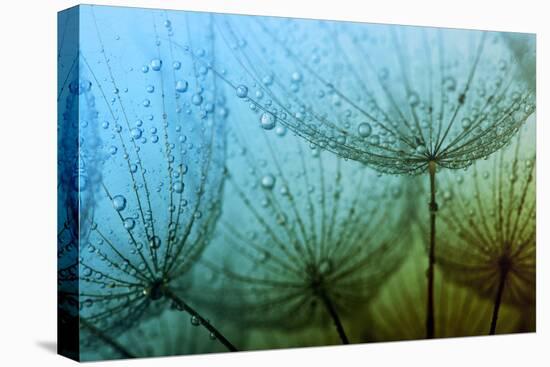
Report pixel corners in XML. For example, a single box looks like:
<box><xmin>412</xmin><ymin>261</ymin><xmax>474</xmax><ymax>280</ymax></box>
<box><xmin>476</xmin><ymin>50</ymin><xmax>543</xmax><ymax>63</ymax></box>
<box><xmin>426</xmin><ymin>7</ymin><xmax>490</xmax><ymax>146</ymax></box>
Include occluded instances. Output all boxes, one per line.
<box><xmin>163</xmin><ymin>288</ymin><xmax>238</xmax><ymax>352</ymax></box>
<box><xmin>80</xmin><ymin>318</ymin><xmax>135</xmax><ymax>359</ymax></box>
<box><xmin>489</xmin><ymin>263</ymin><xmax>509</xmax><ymax>335</ymax></box>
<box><xmin>319</xmin><ymin>290</ymin><xmax>350</xmax><ymax>344</ymax></box>
<box><xmin>426</xmin><ymin>161</ymin><xmax>438</xmax><ymax>339</ymax></box>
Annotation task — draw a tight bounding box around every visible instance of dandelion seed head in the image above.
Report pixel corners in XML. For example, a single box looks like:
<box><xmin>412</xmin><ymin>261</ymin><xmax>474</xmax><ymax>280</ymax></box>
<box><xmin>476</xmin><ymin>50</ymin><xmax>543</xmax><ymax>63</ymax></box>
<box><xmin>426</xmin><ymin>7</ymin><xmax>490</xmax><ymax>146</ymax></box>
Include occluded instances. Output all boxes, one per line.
<box><xmin>365</xmin><ymin>242</ymin><xmax>525</xmax><ymax>341</ymax></box>
<box><xmin>72</xmin><ymin>8</ymin><xmax>227</xmax><ymax>345</ymax></box>
<box><xmin>214</xmin><ymin>17</ymin><xmax>535</xmax><ymax>175</ymax></box>
<box><xmin>437</xmin><ymin>122</ymin><xmax>535</xmax><ymax>306</ymax></box>
<box><xmin>204</xmin><ymin>108</ymin><xmax>413</xmax><ymax>331</ymax></box>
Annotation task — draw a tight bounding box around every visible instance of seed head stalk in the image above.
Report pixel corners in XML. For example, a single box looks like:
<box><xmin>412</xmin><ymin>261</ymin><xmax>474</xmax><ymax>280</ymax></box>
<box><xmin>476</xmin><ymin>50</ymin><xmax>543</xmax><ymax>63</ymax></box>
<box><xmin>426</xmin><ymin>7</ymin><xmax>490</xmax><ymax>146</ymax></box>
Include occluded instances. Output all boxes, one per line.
<box><xmin>164</xmin><ymin>288</ymin><xmax>238</xmax><ymax>352</ymax></box>
<box><xmin>319</xmin><ymin>290</ymin><xmax>350</xmax><ymax>344</ymax></box>
<box><xmin>489</xmin><ymin>260</ymin><xmax>510</xmax><ymax>335</ymax></box>
<box><xmin>427</xmin><ymin>160</ymin><xmax>438</xmax><ymax>339</ymax></box>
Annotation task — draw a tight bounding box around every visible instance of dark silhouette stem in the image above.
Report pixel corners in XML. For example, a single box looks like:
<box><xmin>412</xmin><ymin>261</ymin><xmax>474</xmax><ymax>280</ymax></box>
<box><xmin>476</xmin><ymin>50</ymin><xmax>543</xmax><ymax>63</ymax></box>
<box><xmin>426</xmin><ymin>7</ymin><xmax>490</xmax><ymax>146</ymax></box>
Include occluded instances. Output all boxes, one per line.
<box><xmin>426</xmin><ymin>161</ymin><xmax>438</xmax><ymax>339</ymax></box>
<box><xmin>319</xmin><ymin>290</ymin><xmax>350</xmax><ymax>344</ymax></box>
<box><xmin>489</xmin><ymin>264</ymin><xmax>509</xmax><ymax>335</ymax></box>
<box><xmin>164</xmin><ymin>288</ymin><xmax>238</xmax><ymax>352</ymax></box>
<box><xmin>80</xmin><ymin>318</ymin><xmax>135</xmax><ymax>359</ymax></box>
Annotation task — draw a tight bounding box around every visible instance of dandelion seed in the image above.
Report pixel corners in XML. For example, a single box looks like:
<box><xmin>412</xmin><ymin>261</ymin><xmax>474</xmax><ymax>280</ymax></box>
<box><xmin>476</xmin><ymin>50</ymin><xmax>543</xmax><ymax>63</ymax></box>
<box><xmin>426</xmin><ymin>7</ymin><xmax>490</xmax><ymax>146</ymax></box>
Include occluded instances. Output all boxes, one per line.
<box><xmin>366</xmin><ymin>242</ymin><xmax>525</xmax><ymax>341</ymax></box>
<box><xmin>206</xmin><ymin>114</ymin><xmax>411</xmax><ymax>345</ymax></box>
<box><xmin>68</xmin><ymin>7</ymin><xmax>236</xmax><ymax>359</ymax></box>
<box><xmin>437</xmin><ymin>124</ymin><xmax>535</xmax><ymax>335</ymax></box>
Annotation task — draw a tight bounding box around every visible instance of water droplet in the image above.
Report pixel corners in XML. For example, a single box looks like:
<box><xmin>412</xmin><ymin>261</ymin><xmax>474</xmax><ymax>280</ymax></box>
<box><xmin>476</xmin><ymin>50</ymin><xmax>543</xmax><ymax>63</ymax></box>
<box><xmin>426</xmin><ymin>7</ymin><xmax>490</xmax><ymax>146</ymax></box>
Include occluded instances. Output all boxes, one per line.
<box><xmin>190</xmin><ymin>315</ymin><xmax>200</xmax><ymax>326</ymax></box>
<box><xmin>357</xmin><ymin>122</ymin><xmax>372</xmax><ymax>138</ymax></box>
<box><xmin>408</xmin><ymin>92</ymin><xmax>420</xmax><ymax>107</ymax></box>
<box><xmin>204</xmin><ymin>103</ymin><xmax>214</xmax><ymax>113</ymax></box>
<box><xmin>218</xmin><ymin>107</ymin><xmax>228</xmax><ymax>118</ymax></box>
<box><xmin>275</xmin><ymin>125</ymin><xmax>287</xmax><ymax>137</ymax></box>
<box><xmin>319</xmin><ymin>259</ymin><xmax>332</xmax><ymax>274</ymax></box>
<box><xmin>142</xmin><ymin>99</ymin><xmax>151</xmax><ymax>107</ymax></box>
<box><xmin>461</xmin><ymin>117</ymin><xmax>472</xmax><ymax>129</ymax></box>
<box><xmin>141</xmin><ymin>65</ymin><xmax>149</xmax><ymax>73</ymax></box>
<box><xmin>112</xmin><ymin>195</ymin><xmax>127</xmax><ymax>211</ymax></box>
<box><xmin>368</xmin><ymin>135</ymin><xmax>380</xmax><ymax>145</ymax></box>
<box><xmin>150</xmin><ymin>59</ymin><xmax>162</xmax><ymax>71</ymax></box>
<box><xmin>173</xmin><ymin>181</ymin><xmax>184</xmax><ymax>193</ymax></box>
<box><xmin>130</xmin><ymin>128</ymin><xmax>142</xmax><ymax>140</ymax></box>
<box><xmin>146</xmin><ymin>85</ymin><xmax>155</xmax><ymax>93</ymax></box>
<box><xmin>236</xmin><ymin>85</ymin><xmax>248</xmax><ymax>98</ymax></box>
<box><xmin>416</xmin><ymin>145</ymin><xmax>426</xmax><ymax>154</ymax></box>
<box><xmin>191</xmin><ymin>94</ymin><xmax>203</xmax><ymax>105</ymax></box>
<box><xmin>291</xmin><ymin>71</ymin><xmax>302</xmax><ymax>82</ymax></box>
<box><xmin>262</xmin><ymin>75</ymin><xmax>273</xmax><ymax>86</ymax></box>
<box><xmin>173</xmin><ymin>61</ymin><xmax>181</xmax><ymax>70</ymax></box>
<box><xmin>149</xmin><ymin>236</ymin><xmax>161</xmax><ymax>249</ymax></box>
<box><xmin>443</xmin><ymin>76</ymin><xmax>457</xmax><ymax>92</ymax></box>
<box><xmin>78</xmin><ymin>80</ymin><xmax>92</xmax><ymax>94</ymax></box>
<box><xmin>175</xmin><ymin>80</ymin><xmax>188</xmax><ymax>93</ymax></box>
<box><xmin>378</xmin><ymin>68</ymin><xmax>389</xmax><ymax>80</ymax></box>
<box><xmin>260</xmin><ymin>112</ymin><xmax>276</xmax><ymax>130</ymax></box>
<box><xmin>261</xmin><ymin>174</ymin><xmax>276</xmax><ymax>190</ymax></box>
<box><xmin>123</xmin><ymin>218</ymin><xmax>135</xmax><ymax>230</ymax></box>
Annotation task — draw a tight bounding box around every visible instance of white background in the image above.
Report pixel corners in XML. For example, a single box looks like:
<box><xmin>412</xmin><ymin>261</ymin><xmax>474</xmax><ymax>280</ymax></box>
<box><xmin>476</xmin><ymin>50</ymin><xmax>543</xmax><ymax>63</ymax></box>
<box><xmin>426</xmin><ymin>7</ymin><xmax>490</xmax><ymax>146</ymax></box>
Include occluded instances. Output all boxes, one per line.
<box><xmin>0</xmin><ymin>0</ymin><xmax>548</xmax><ymax>365</ymax></box>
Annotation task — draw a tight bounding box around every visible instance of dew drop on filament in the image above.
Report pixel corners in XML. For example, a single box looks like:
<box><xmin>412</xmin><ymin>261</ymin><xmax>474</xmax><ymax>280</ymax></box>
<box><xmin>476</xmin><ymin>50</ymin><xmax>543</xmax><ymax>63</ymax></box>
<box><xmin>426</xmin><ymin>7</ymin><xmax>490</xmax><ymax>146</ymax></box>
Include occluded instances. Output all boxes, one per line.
<box><xmin>112</xmin><ymin>195</ymin><xmax>127</xmax><ymax>211</ymax></box>
<box><xmin>173</xmin><ymin>181</ymin><xmax>184</xmax><ymax>193</ymax></box>
<box><xmin>150</xmin><ymin>59</ymin><xmax>162</xmax><ymax>71</ymax></box>
<box><xmin>149</xmin><ymin>236</ymin><xmax>161</xmax><ymax>249</ymax></box>
<box><xmin>358</xmin><ymin>122</ymin><xmax>372</xmax><ymax>138</ymax></box>
<box><xmin>261</xmin><ymin>174</ymin><xmax>276</xmax><ymax>190</ymax></box>
<box><xmin>190</xmin><ymin>315</ymin><xmax>200</xmax><ymax>326</ymax></box>
<box><xmin>175</xmin><ymin>80</ymin><xmax>188</xmax><ymax>93</ymax></box>
<box><xmin>260</xmin><ymin>112</ymin><xmax>276</xmax><ymax>130</ymax></box>
<box><xmin>236</xmin><ymin>85</ymin><xmax>248</xmax><ymax>98</ymax></box>
<box><xmin>123</xmin><ymin>217</ymin><xmax>135</xmax><ymax>230</ymax></box>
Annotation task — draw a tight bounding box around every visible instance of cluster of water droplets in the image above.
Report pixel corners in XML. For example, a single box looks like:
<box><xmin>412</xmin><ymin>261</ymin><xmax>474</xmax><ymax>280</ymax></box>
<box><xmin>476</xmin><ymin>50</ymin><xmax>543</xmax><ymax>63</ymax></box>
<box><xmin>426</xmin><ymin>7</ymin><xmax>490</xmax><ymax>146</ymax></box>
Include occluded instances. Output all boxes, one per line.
<box><xmin>73</xmin><ymin>7</ymin><xmax>227</xmax><ymax>348</ymax></box>
<box><xmin>214</xmin><ymin>16</ymin><xmax>535</xmax><ymax>175</ymax></box>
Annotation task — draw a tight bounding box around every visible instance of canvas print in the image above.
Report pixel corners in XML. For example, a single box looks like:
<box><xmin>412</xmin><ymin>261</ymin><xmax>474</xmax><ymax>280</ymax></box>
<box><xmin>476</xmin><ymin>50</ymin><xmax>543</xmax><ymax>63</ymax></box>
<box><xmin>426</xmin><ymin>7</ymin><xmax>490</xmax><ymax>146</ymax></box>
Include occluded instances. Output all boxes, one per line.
<box><xmin>57</xmin><ymin>4</ymin><xmax>536</xmax><ymax>361</ymax></box>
